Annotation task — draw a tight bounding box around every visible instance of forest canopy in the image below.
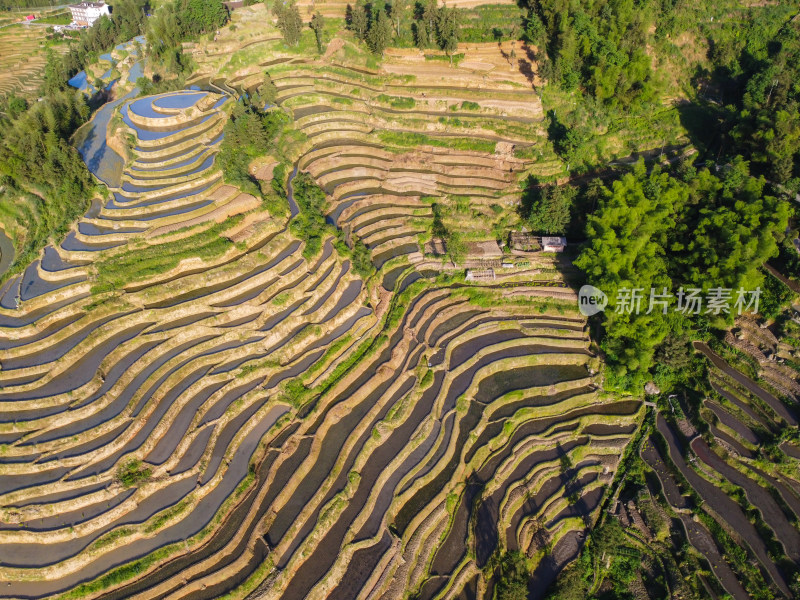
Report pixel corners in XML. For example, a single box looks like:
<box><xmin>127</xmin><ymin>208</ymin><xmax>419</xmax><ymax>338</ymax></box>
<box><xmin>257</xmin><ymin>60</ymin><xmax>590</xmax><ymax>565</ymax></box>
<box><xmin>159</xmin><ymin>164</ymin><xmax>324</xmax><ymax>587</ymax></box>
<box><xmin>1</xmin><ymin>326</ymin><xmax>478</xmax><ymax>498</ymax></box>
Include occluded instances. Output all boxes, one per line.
<box><xmin>575</xmin><ymin>159</ymin><xmax>790</xmax><ymax>390</ymax></box>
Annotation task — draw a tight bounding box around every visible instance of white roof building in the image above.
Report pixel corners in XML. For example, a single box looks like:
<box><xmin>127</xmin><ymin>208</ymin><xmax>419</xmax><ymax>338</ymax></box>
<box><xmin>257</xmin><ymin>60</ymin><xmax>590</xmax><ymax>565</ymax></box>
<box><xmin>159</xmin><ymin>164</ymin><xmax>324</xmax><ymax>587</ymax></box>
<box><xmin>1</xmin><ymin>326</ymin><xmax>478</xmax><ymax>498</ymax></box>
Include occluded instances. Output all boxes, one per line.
<box><xmin>68</xmin><ymin>2</ymin><xmax>110</xmax><ymax>27</ymax></box>
<box><xmin>541</xmin><ymin>236</ymin><xmax>567</xmax><ymax>253</ymax></box>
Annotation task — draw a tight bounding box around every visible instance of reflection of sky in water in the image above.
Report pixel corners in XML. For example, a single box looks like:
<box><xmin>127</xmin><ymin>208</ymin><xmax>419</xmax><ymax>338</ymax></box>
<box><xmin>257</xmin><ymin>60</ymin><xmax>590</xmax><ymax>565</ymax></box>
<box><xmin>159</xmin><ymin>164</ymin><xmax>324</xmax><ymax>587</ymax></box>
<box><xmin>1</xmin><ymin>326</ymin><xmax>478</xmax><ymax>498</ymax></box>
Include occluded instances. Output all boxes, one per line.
<box><xmin>78</xmin><ymin>222</ymin><xmax>144</xmax><ymax>236</ymax></box>
<box><xmin>122</xmin><ymin>103</ymin><xmax>214</xmax><ymax>140</ymax></box>
<box><xmin>68</xmin><ymin>71</ymin><xmax>88</xmax><ymax>90</ymax></box>
<box><xmin>130</xmin><ymin>96</ymin><xmax>175</xmax><ymax>119</ymax></box>
<box><xmin>61</xmin><ymin>231</ymin><xmax>123</xmax><ymax>252</ymax></box>
<box><xmin>70</xmin><ymin>43</ymin><xmax>233</xmax><ymax>236</ymax></box>
<box><xmin>153</xmin><ymin>92</ymin><xmax>208</xmax><ymax>110</ymax></box>
<box><xmin>104</xmin><ymin>198</ymin><xmax>215</xmax><ymax>221</ymax></box>
<box><xmin>41</xmin><ymin>245</ymin><xmax>84</xmax><ymax>272</ymax></box>
<box><xmin>120</xmin><ymin>157</ymin><xmax>223</xmax><ymax>192</ymax></box>
<box><xmin>74</xmin><ymin>87</ymin><xmax>139</xmax><ymax>187</ymax></box>
<box><xmin>100</xmin><ymin>52</ymin><xmax>114</xmax><ymax>62</ymax></box>
<box><xmin>128</xmin><ymin>154</ymin><xmax>217</xmax><ymax>180</ymax></box>
<box><xmin>111</xmin><ymin>181</ymin><xmax>217</xmax><ymax>207</ymax></box>
<box><xmin>127</xmin><ymin>61</ymin><xmax>143</xmax><ymax>83</ymax></box>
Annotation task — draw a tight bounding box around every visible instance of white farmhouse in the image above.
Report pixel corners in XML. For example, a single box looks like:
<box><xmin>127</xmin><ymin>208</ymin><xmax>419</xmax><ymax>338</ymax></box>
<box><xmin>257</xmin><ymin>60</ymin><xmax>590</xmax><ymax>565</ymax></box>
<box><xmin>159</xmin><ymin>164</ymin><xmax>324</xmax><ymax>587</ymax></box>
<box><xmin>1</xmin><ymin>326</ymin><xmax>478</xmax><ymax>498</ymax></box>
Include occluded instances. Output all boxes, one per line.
<box><xmin>68</xmin><ymin>2</ymin><xmax>110</xmax><ymax>27</ymax></box>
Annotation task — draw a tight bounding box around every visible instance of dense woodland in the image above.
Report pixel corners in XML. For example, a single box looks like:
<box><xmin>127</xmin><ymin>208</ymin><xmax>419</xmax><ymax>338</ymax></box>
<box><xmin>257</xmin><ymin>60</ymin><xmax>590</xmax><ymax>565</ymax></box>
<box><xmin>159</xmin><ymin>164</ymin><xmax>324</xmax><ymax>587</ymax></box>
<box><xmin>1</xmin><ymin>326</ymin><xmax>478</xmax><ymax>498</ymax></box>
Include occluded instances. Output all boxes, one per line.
<box><xmin>516</xmin><ymin>0</ymin><xmax>800</xmax><ymax>392</ymax></box>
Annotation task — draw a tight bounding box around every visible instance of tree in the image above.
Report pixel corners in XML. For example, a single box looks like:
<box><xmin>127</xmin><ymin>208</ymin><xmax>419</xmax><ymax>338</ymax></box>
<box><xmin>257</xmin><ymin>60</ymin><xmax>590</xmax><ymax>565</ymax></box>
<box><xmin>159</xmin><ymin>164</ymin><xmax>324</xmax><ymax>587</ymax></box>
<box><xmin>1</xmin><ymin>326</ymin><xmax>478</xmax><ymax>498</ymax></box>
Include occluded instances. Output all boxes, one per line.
<box><xmin>310</xmin><ymin>11</ymin><xmax>325</xmax><ymax>52</ymax></box>
<box><xmin>495</xmin><ymin>551</ymin><xmax>530</xmax><ymax>600</ymax></box>
<box><xmin>654</xmin><ymin>331</ymin><xmax>692</xmax><ymax>372</ymax></box>
<box><xmin>42</xmin><ymin>49</ymin><xmax>69</xmax><ymax>95</ymax></box>
<box><xmin>349</xmin><ymin>1</ymin><xmax>368</xmax><ymax>41</ymax></box>
<box><xmin>522</xmin><ymin>180</ymin><xmax>576</xmax><ymax>235</ymax></box>
<box><xmin>367</xmin><ymin>9</ymin><xmax>393</xmax><ymax>56</ymax></box>
<box><xmin>5</xmin><ymin>96</ymin><xmax>28</xmax><ymax>120</ymax></box>
<box><xmin>274</xmin><ymin>0</ymin><xmax>303</xmax><ymax>46</ymax></box>
<box><xmin>574</xmin><ymin>163</ymin><xmax>683</xmax><ymax>386</ymax></box>
<box><xmin>546</xmin><ymin>109</ymin><xmax>589</xmax><ymax>170</ymax></box>
<box><xmin>413</xmin><ymin>18</ymin><xmax>428</xmax><ymax>49</ymax></box>
<box><xmin>148</xmin><ymin>0</ymin><xmax>226</xmax><ymax>72</ymax></box>
<box><xmin>184</xmin><ymin>0</ymin><xmax>228</xmax><ymax>35</ymax></box>
<box><xmin>435</xmin><ymin>5</ymin><xmax>460</xmax><ymax>64</ymax></box>
<box><xmin>574</xmin><ymin>156</ymin><xmax>791</xmax><ymax>390</ymax></box>
<box><xmin>420</xmin><ymin>0</ymin><xmax>438</xmax><ymax>47</ymax></box>
<box><xmin>258</xmin><ymin>72</ymin><xmax>278</xmax><ymax>105</ymax></box>
<box><xmin>670</xmin><ymin>158</ymin><xmax>789</xmax><ymax>293</ymax></box>
<box><xmin>387</xmin><ymin>0</ymin><xmax>410</xmax><ymax>41</ymax></box>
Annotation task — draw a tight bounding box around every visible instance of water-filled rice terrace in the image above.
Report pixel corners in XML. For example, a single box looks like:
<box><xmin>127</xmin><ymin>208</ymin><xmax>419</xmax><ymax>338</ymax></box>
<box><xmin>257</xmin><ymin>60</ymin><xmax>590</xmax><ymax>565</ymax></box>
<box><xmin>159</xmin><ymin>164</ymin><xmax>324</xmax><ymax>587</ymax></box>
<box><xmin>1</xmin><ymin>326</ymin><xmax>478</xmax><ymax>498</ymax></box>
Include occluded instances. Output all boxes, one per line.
<box><xmin>0</xmin><ymin>82</ymin><xmax>643</xmax><ymax>599</ymax></box>
<box><xmin>639</xmin><ymin>323</ymin><xmax>800</xmax><ymax>600</ymax></box>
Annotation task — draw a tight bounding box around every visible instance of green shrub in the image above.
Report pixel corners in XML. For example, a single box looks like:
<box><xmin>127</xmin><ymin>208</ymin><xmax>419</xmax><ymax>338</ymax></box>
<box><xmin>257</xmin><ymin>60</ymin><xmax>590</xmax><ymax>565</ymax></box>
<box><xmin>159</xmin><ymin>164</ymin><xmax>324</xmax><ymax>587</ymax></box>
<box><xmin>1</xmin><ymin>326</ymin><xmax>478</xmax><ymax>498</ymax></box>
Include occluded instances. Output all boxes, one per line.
<box><xmin>116</xmin><ymin>458</ymin><xmax>151</xmax><ymax>488</ymax></box>
<box><xmin>289</xmin><ymin>172</ymin><xmax>327</xmax><ymax>258</ymax></box>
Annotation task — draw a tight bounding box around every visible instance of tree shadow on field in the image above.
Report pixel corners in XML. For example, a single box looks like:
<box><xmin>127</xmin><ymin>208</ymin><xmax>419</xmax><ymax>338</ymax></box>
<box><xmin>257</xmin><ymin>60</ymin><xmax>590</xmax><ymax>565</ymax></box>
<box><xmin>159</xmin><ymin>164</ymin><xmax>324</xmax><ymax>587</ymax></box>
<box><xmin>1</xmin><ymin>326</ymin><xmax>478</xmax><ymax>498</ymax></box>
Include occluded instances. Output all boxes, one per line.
<box><xmin>518</xmin><ymin>58</ymin><xmax>535</xmax><ymax>84</ymax></box>
<box><xmin>676</xmin><ymin>100</ymin><xmax>728</xmax><ymax>164</ymax></box>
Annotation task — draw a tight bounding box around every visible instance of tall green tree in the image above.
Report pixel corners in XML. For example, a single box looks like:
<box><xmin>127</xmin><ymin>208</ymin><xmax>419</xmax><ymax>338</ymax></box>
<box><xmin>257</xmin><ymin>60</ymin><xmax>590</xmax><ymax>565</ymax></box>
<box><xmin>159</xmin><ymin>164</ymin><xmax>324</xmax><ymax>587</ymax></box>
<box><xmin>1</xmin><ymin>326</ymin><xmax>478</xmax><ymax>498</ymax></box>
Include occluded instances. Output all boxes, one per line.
<box><xmin>574</xmin><ymin>163</ymin><xmax>683</xmax><ymax>385</ymax></box>
<box><xmin>310</xmin><ymin>11</ymin><xmax>325</xmax><ymax>53</ymax></box>
<box><xmin>367</xmin><ymin>9</ymin><xmax>393</xmax><ymax>56</ymax></box>
<box><xmin>148</xmin><ymin>0</ymin><xmax>227</xmax><ymax>72</ymax></box>
<box><xmin>670</xmin><ymin>158</ymin><xmax>789</xmax><ymax>292</ymax></box>
<box><xmin>421</xmin><ymin>0</ymin><xmax>438</xmax><ymax>47</ymax></box>
<box><xmin>524</xmin><ymin>0</ymin><xmax>658</xmax><ymax>109</ymax></box>
<box><xmin>184</xmin><ymin>0</ymin><xmax>227</xmax><ymax>35</ymax></box>
<box><xmin>435</xmin><ymin>5</ymin><xmax>460</xmax><ymax>64</ymax></box>
<box><xmin>575</xmin><ymin>158</ymin><xmax>791</xmax><ymax>390</ymax></box>
<box><xmin>273</xmin><ymin>0</ymin><xmax>303</xmax><ymax>46</ymax></box>
<box><xmin>349</xmin><ymin>2</ymin><xmax>368</xmax><ymax>41</ymax></box>
<box><xmin>387</xmin><ymin>0</ymin><xmax>410</xmax><ymax>41</ymax></box>
<box><xmin>522</xmin><ymin>179</ymin><xmax>576</xmax><ymax>235</ymax></box>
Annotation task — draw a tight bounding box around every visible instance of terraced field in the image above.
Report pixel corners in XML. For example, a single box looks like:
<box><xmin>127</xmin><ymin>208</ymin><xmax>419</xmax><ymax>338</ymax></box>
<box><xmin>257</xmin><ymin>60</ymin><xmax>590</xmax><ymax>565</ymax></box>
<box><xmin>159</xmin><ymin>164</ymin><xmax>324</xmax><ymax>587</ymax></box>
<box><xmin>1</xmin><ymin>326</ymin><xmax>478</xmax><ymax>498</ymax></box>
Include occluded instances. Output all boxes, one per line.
<box><xmin>0</xmin><ymin>4</ymin><xmax>663</xmax><ymax>595</ymax></box>
<box><xmin>191</xmin><ymin>16</ymin><xmax>558</xmax><ymax>269</ymax></box>
<box><xmin>637</xmin><ymin>320</ymin><xmax>800</xmax><ymax>599</ymax></box>
<box><xmin>0</xmin><ymin>24</ymin><xmax>68</xmax><ymax>98</ymax></box>
<box><xmin>0</xmin><ymin>73</ymin><xmax>645</xmax><ymax>598</ymax></box>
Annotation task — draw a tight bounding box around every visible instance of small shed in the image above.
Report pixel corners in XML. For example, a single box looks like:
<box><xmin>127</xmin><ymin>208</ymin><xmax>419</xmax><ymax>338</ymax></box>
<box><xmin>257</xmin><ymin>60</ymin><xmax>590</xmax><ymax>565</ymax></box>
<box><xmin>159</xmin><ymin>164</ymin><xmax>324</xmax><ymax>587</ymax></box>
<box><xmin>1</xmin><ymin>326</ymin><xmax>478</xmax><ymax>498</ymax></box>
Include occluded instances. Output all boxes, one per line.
<box><xmin>541</xmin><ymin>236</ymin><xmax>567</xmax><ymax>253</ymax></box>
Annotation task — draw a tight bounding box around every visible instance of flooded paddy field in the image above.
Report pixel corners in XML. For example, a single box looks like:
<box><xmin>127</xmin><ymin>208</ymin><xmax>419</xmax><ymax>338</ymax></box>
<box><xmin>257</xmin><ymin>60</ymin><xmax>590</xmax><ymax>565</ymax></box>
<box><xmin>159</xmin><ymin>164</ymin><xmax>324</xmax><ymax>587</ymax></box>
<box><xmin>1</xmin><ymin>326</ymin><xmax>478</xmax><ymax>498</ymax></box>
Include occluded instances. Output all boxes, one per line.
<box><xmin>0</xmin><ymin>14</ymin><xmax>651</xmax><ymax>597</ymax></box>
